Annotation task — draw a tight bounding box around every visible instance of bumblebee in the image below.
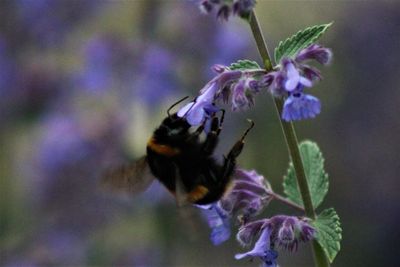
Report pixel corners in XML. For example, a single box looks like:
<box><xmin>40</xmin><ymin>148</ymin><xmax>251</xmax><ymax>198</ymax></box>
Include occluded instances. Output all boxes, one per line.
<box><xmin>102</xmin><ymin>98</ymin><xmax>254</xmax><ymax>205</ymax></box>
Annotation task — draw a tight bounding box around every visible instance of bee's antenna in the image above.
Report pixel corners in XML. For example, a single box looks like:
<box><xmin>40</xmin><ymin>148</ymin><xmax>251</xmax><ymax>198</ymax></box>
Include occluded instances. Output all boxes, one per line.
<box><xmin>167</xmin><ymin>96</ymin><xmax>189</xmax><ymax>117</ymax></box>
<box><xmin>240</xmin><ymin>119</ymin><xmax>255</xmax><ymax>141</ymax></box>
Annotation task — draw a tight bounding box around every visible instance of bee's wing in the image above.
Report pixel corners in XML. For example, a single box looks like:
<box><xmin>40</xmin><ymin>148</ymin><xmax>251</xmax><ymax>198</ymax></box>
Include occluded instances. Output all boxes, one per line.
<box><xmin>178</xmin><ymin>203</ymin><xmax>202</xmax><ymax>241</ymax></box>
<box><xmin>172</xmin><ymin>164</ymin><xmax>201</xmax><ymax>239</ymax></box>
<box><xmin>173</xmin><ymin>163</ymin><xmax>189</xmax><ymax>207</ymax></box>
<box><xmin>101</xmin><ymin>156</ymin><xmax>155</xmax><ymax>194</ymax></box>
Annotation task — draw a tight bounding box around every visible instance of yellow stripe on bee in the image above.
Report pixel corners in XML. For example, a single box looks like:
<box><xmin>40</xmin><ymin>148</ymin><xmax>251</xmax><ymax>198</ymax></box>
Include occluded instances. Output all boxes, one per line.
<box><xmin>187</xmin><ymin>185</ymin><xmax>209</xmax><ymax>203</ymax></box>
<box><xmin>147</xmin><ymin>137</ymin><xmax>180</xmax><ymax>156</ymax></box>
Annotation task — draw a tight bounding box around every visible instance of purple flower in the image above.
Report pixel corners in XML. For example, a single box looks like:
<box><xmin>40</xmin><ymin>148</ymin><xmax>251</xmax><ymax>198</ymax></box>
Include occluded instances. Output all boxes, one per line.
<box><xmin>282</xmin><ymin>59</ymin><xmax>312</xmax><ymax>92</ymax></box>
<box><xmin>177</xmin><ymin>81</ymin><xmax>219</xmax><ymax>126</ymax></box>
<box><xmin>177</xmin><ymin>65</ymin><xmax>272</xmax><ymax>125</ymax></box>
<box><xmin>235</xmin><ymin>215</ymin><xmax>316</xmax><ymax>265</ymax></box>
<box><xmin>236</xmin><ymin>219</ymin><xmax>265</xmax><ymax>246</ymax></box>
<box><xmin>282</xmin><ymin>93</ymin><xmax>321</xmax><ymax>121</ymax></box>
<box><xmin>177</xmin><ymin>70</ymin><xmax>241</xmax><ymax>125</ymax></box>
<box><xmin>235</xmin><ymin>224</ymin><xmax>279</xmax><ymax>267</ymax></box>
<box><xmin>263</xmin><ymin>44</ymin><xmax>332</xmax><ymax>121</ymax></box>
<box><xmin>219</xmin><ymin>169</ymin><xmax>272</xmax><ymax>223</ymax></box>
<box><xmin>198</xmin><ymin>0</ymin><xmax>256</xmax><ymax>20</ymax></box>
<box><xmin>296</xmin><ymin>44</ymin><xmax>333</xmax><ymax>65</ymax></box>
<box><xmin>233</xmin><ymin>0</ymin><xmax>256</xmax><ymax>18</ymax></box>
<box><xmin>197</xmin><ymin>169</ymin><xmax>272</xmax><ymax>245</ymax></box>
<box><xmin>217</xmin><ymin>5</ymin><xmax>231</xmax><ymax>20</ymax></box>
<box><xmin>231</xmin><ymin>79</ymin><xmax>250</xmax><ymax>110</ymax></box>
<box><xmin>235</xmin><ymin>225</ymin><xmax>272</xmax><ymax>259</ymax></box>
<box><xmin>199</xmin><ymin>203</ymin><xmax>231</xmax><ymax>245</ymax></box>
<box><xmin>262</xmin><ymin>249</ymin><xmax>279</xmax><ymax>267</ymax></box>
<box><xmin>275</xmin><ymin>216</ymin><xmax>316</xmax><ymax>251</ymax></box>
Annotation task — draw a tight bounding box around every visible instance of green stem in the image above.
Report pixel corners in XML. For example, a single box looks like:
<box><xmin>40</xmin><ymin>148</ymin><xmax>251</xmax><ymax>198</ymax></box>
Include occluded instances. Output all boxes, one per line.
<box><xmin>273</xmin><ymin>99</ymin><xmax>316</xmax><ymax>218</ymax></box>
<box><xmin>248</xmin><ymin>10</ymin><xmax>330</xmax><ymax>267</ymax></box>
<box><xmin>268</xmin><ymin>190</ymin><xmax>304</xmax><ymax>212</ymax></box>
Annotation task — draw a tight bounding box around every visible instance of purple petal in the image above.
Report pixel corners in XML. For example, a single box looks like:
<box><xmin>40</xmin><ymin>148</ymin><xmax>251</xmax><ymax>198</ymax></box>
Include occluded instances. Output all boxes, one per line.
<box><xmin>232</xmin><ymin>79</ymin><xmax>248</xmax><ymax>110</ymax></box>
<box><xmin>216</xmin><ymin>70</ymin><xmax>242</xmax><ymax>89</ymax></box>
<box><xmin>211</xmin><ymin>64</ymin><xmax>227</xmax><ymax>73</ymax></box>
<box><xmin>234</xmin><ymin>169</ymin><xmax>264</xmax><ymax>185</ymax></box>
<box><xmin>248</xmin><ymin>80</ymin><xmax>260</xmax><ymax>92</ymax></box>
<box><xmin>177</xmin><ymin>102</ymin><xmax>195</xmax><ymax>117</ymax></box>
<box><xmin>277</xmin><ymin>219</ymin><xmax>295</xmax><ymax>247</ymax></box>
<box><xmin>230</xmin><ymin>180</ymin><xmax>267</xmax><ymax>195</ymax></box>
<box><xmin>199</xmin><ymin>81</ymin><xmax>219</xmax><ymax>102</ymax></box>
<box><xmin>210</xmin><ymin>223</ymin><xmax>231</xmax><ymax>245</ymax></box>
<box><xmin>296</xmin><ymin>44</ymin><xmax>333</xmax><ymax>65</ymax></box>
<box><xmin>217</xmin><ymin>5</ymin><xmax>230</xmax><ymax>21</ymax></box>
<box><xmin>260</xmin><ymin>73</ymin><xmax>275</xmax><ymax>88</ymax></box>
<box><xmin>282</xmin><ymin>94</ymin><xmax>321</xmax><ymax>121</ymax></box>
<box><xmin>270</xmin><ymin>71</ymin><xmax>286</xmax><ymax>96</ymax></box>
<box><xmin>236</xmin><ymin>219</ymin><xmax>265</xmax><ymax>246</ymax></box>
<box><xmin>262</xmin><ymin>249</ymin><xmax>279</xmax><ymax>267</ymax></box>
<box><xmin>235</xmin><ymin>226</ymin><xmax>271</xmax><ymax>259</ymax></box>
<box><xmin>219</xmin><ymin>169</ymin><xmax>271</xmax><ymax>218</ymax></box>
<box><xmin>203</xmin><ymin>103</ymin><xmax>220</xmax><ymax>115</ymax></box>
<box><xmin>199</xmin><ymin>0</ymin><xmax>213</xmax><ymax>14</ymax></box>
<box><xmin>202</xmin><ymin>204</ymin><xmax>231</xmax><ymax>245</ymax></box>
<box><xmin>186</xmin><ymin>103</ymin><xmax>206</xmax><ymax>125</ymax></box>
<box><xmin>298</xmin><ymin>219</ymin><xmax>316</xmax><ymax>242</ymax></box>
<box><xmin>284</xmin><ymin>61</ymin><xmax>300</xmax><ymax>91</ymax></box>
<box><xmin>299</xmin><ymin>76</ymin><xmax>312</xmax><ymax>87</ymax></box>
<box><xmin>301</xmin><ymin>65</ymin><xmax>322</xmax><ymax>81</ymax></box>
<box><xmin>178</xmin><ymin>81</ymin><xmax>221</xmax><ymax>125</ymax></box>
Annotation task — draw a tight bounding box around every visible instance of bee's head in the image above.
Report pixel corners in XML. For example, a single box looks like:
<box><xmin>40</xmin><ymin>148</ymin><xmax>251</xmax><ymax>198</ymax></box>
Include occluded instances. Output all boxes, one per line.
<box><xmin>162</xmin><ymin>113</ymin><xmax>191</xmax><ymax>129</ymax></box>
<box><xmin>154</xmin><ymin>113</ymin><xmax>191</xmax><ymax>143</ymax></box>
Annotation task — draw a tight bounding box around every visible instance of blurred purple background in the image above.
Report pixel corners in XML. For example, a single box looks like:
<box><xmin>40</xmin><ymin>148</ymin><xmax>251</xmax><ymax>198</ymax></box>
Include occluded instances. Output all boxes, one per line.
<box><xmin>1</xmin><ymin>1</ymin><xmax>400</xmax><ymax>266</ymax></box>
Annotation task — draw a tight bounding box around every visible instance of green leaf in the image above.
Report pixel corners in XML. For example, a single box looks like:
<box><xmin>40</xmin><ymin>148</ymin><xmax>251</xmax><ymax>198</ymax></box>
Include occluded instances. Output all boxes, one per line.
<box><xmin>228</xmin><ymin>59</ymin><xmax>260</xmax><ymax>70</ymax></box>
<box><xmin>283</xmin><ymin>140</ymin><xmax>329</xmax><ymax>209</ymax></box>
<box><xmin>313</xmin><ymin>208</ymin><xmax>342</xmax><ymax>263</ymax></box>
<box><xmin>274</xmin><ymin>22</ymin><xmax>332</xmax><ymax>63</ymax></box>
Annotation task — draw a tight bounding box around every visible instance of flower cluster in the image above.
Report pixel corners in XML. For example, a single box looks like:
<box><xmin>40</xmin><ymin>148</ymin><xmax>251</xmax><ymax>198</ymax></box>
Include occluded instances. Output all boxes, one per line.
<box><xmin>219</xmin><ymin>169</ymin><xmax>272</xmax><ymax>223</ymax></box>
<box><xmin>264</xmin><ymin>44</ymin><xmax>333</xmax><ymax>121</ymax></box>
<box><xmin>178</xmin><ymin>45</ymin><xmax>332</xmax><ymax>126</ymax></box>
<box><xmin>201</xmin><ymin>203</ymin><xmax>231</xmax><ymax>245</ymax></box>
<box><xmin>178</xmin><ymin>66</ymin><xmax>265</xmax><ymax>125</ymax></box>
<box><xmin>200</xmin><ymin>169</ymin><xmax>272</xmax><ymax>245</ymax></box>
<box><xmin>199</xmin><ymin>0</ymin><xmax>256</xmax><ymax>20</ymax></box>
<box><xmin>235</xmin><ymin>216</ymin><xmax>316</xmax><ymax>266</ymax></box>
<box><xmin>197</xmin><ymin>169</ymin><xmax>316</xmax><ymax>266</ymax></box>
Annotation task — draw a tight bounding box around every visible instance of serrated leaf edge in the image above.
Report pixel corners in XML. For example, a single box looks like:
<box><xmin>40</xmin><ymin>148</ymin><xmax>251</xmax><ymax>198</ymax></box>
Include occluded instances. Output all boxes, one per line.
<box><xmin>283</xmin><ymin>161</ymin><xmax>303</xmax><ymax>207</ymax></box>
<box><xmin>274</xmin><ymin>22</ymin><xmax>333</xmax><ymax>63</ymax></box>
<box><xmin>282</xmin><ymin>140</ymin><xmax>329</xmax><ymax>208</ymax></box>
<box><xmin>300</xmin><ymin>140</ymin><xmax>329</xmax><ymax>209</ymax></box>
<box><xmin>314</xmin><ymin>208</ymin><xmax>342</xmax><ymax>263</ymax></box>
<box><xmin>228</xmin><ymin>59</ymin><xmax>260</xmax><ymax>70</ymax></box>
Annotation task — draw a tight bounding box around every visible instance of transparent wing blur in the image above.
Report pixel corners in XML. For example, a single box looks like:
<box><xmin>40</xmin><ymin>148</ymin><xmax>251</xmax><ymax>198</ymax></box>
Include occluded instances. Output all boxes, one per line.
<box><xmin>174</xmin><ymin>162</ymin><xmax>189</xmax><ymax>207</ymax></box>
<box><xmin>101</xmin><ymin>156</ymin><xmax>155</xmax><ymax>194</ymax></box>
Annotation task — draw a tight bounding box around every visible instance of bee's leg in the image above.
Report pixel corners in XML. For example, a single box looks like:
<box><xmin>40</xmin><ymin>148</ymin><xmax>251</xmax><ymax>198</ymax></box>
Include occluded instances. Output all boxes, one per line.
<box><xmin>185</xmin><ymin>121</ymin><xmax>207</xmax><ymax>145</ymax></box>
<box><xmin>215</xmin><ymin>109</ymin><xmax>225</xmax><ymax>135</ymax></box>
<box><xmin>202</xmin><ymin>115</ymin><xmax>222</xmax><ymax>155</ymax></box>
<box><xmin>201</xmin><ymin>109</ymin><xmax>226</xmax><ymax>155</ymax></box>
<box><xmin>221</xmin><ymin>120</ymin><xmax>255</xmax><ymax>179</ymax></box>
<box><xmin>194</xmin><ymin>123</ymin><xmax>205</xmax><ymax>135</ymax></box>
